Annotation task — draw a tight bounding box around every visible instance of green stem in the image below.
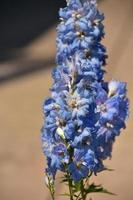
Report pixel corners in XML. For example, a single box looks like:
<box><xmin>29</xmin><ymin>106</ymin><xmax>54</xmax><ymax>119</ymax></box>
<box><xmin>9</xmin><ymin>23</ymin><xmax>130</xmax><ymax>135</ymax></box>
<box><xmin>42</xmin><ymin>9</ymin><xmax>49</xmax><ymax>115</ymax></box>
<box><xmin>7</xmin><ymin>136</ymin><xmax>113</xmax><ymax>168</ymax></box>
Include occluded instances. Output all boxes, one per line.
<box><xmin>48</xmin><ymin>185</ymin><xmax>55</xmax><ymax>200</ymax></box>
<box><xmin>68</xmin><ymin>173</ymin><xmax>74</xmax><ymax>200</ymax></box>
<box><xmin>50</xmin><ymin>192</ymin><xmax>55</xmax><ymax>200</ymax></box>
<box><xmin>67</xmin><ymin>146</ymin><xmax>74</xmax><ymax>200</ymax></box>
<box><xmin>50</xmin><ymin>188</ymin><xmax>55</xmax><ymax>200</ymax></box>
<box><xmin>47</xmin><ymin>176</ymin><xmax>55</xmax><ymax>200</ymax></box>
<box><xmin>80</xmin><ymin>180</ymin><xmax>86</xmax><ymax>200</ymax></box>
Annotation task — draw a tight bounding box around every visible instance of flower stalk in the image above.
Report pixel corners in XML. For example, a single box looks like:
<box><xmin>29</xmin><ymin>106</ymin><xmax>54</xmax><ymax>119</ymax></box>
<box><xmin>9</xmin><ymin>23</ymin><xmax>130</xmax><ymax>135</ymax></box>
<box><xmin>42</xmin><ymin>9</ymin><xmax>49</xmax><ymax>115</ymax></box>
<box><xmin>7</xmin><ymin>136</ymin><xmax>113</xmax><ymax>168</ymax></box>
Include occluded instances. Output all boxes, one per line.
<box><xmin>68</xmin><ymin>174</ymin><xmax>74</xmax><ymax>200</ymax></box>
<box><xmin>41</xmin><ymin>0</ymin><xmax>129</xmax><ymax>199</ymax></box>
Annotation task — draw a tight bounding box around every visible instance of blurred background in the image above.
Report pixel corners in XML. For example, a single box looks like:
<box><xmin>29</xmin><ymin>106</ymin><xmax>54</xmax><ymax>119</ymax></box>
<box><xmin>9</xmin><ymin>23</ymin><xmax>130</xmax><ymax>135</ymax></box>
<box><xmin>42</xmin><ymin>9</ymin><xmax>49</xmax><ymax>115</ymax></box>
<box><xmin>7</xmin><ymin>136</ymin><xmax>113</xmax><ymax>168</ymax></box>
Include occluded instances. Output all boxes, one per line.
<box><xmin>0</xmin><ymin>0</ymin><xmax>133</xmax><ymax>200</ymax></box>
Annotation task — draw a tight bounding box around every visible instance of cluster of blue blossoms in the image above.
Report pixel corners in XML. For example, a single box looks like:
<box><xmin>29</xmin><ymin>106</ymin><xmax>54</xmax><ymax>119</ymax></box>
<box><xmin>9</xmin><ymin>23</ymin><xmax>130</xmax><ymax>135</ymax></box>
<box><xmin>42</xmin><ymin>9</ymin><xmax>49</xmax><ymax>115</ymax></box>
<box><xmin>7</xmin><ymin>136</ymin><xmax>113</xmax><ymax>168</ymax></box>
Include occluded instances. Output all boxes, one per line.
<box><xmin>42</xmin><ymin>0</ymin><xmax>129</xmax><ymax>182</ymax></box>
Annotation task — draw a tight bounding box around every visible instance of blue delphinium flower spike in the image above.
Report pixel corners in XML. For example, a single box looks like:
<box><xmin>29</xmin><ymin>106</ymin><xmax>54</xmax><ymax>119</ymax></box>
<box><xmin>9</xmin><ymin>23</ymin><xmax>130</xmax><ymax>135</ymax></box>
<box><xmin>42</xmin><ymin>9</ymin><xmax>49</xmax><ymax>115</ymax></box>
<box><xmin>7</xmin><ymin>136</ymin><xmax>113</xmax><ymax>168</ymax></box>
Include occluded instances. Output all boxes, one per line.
<box><xmin>41</xmin><ymin>0</ymin><xmax>129</xmax><ymax>195</ymax></box>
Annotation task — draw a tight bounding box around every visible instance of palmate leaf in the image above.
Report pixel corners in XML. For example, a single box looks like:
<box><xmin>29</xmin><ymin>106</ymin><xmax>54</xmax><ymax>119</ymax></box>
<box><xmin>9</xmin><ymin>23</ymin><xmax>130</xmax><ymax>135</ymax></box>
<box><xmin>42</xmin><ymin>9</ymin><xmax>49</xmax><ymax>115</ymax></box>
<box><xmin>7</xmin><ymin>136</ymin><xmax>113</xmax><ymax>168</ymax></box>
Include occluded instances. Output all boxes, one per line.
<box><xmin>85</xmin><ymin>183</ymin><xmax>116</xmax><ymax>196</ymax></box>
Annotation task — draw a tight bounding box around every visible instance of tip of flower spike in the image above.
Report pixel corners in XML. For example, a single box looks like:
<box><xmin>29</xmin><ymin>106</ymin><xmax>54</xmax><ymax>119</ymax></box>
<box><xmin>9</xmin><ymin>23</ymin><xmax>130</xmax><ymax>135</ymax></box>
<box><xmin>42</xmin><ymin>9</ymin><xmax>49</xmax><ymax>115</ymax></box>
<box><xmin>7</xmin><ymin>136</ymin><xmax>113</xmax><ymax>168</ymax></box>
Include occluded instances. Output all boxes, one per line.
<box><xmin>81</xmin><ymin>0</ymin><xmax>97</xmax><ymax>4</ymax></box>
<box><xmin>66</xmin><ymin>0</ymin><xmax>97</xmax><ymax>6</ymax></box>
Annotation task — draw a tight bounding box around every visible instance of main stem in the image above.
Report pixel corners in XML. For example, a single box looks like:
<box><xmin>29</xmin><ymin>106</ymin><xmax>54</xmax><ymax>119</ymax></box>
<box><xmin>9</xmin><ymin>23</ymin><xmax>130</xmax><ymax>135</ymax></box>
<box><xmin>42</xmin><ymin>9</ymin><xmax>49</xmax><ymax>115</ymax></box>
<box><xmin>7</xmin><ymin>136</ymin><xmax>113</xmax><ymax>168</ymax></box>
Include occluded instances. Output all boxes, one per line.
<box><xmin>68</xmin><ymin>173</ymin><xmax>74</xmax><ymax>200</ymax></box>
<box><xmin>67</xmin><ymin>145</ymin><xmax>74</xmax><ymax>200</ymax></box>
<box><xmin>80</xmin><ymin>180</ymin><xmax>86</xmax><ymax>200</ymax></box>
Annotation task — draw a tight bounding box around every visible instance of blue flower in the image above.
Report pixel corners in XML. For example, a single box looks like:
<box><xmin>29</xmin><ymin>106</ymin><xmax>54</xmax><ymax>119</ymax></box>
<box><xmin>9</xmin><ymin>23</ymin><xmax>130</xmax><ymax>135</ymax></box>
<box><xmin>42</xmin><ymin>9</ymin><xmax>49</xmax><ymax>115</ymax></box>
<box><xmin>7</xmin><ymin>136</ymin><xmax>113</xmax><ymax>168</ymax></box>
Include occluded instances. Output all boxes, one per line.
<box><xmin>95</xmin><ymin>81</ymin><xmax>128</xmax><ymax>142</ymax></box>
<box><xmin>42</xmin><ymin>128</ymin><xmax>69</xmax><ymax>176</ymax></box>
<box><xmin>72</xmin><ymin>127</ymin><xmax>92</xmax><ymax>147</ymax></box>
<box><xmin>97</xmin><ymin>96</ymin><xmax>119</xmax><ymax>123</ymax></box>
<box><xmin>42</xmin><ymin>0</ymin><xmax>129</xmax><ymax>182</ymax></box>
<box><xmin>68</xmin><ymin>149</ymin><xmax>97</xmax><ymax>181</ymax></box>
<box><xmin>108</xmin><ymin>80</ymin><xmax>127</xmax><ymax>97</ymax></box>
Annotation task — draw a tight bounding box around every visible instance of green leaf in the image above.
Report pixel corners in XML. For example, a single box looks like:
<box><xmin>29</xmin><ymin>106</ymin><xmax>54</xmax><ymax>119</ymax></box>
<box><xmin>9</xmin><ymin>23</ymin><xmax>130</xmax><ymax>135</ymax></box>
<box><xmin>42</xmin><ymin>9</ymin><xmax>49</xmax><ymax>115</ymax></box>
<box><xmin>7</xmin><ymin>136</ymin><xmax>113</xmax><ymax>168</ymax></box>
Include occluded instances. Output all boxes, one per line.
<box><xmin>106</xmin><ymin>168</ymin><xmax>115</xmax><ymax>172</ymax></box>
<box><xmin>88</xmin><ymin>171</ymin><xmax>93</xmax><ymax>178</ymax></box>
<box><xmin>100</xmin><ymin>188</ymin><xmax>116</xmax><ymax>195</ymax></box>
<box><xmin>60</xmin><ymin>178</ymin><xmax>68</xmax><ymax>183</ymax></box>
<box><xmin>85</xmin><ymin>183</ymin><xmax>116</xmax><ymax>196</ymax></box>
<box><xmin>60</xmin><ymin>174</ymin><xmax>69</xmax><ymax>183</ymax></box>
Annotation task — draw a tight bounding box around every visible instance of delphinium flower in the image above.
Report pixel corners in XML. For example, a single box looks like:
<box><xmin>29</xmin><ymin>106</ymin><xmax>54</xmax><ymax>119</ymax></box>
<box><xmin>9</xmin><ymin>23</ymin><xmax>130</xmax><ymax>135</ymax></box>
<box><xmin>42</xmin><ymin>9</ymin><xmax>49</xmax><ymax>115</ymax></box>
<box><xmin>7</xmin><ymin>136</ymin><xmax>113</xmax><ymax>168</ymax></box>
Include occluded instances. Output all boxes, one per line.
<box><xmin>41</xmin><ymin>0</ymin><xmax>129</xmax><ymax>199</ymax></box>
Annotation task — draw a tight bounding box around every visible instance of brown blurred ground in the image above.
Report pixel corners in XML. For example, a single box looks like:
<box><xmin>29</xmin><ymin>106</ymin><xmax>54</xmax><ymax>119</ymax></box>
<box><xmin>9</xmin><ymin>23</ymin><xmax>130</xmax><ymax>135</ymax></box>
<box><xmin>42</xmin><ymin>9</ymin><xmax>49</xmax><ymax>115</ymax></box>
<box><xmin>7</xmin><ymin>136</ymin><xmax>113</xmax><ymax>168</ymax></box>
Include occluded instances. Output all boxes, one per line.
<box><xmin>0</xmin><ymin>0</ymin><xmax>133</xmax><ymax>200</ymax></box>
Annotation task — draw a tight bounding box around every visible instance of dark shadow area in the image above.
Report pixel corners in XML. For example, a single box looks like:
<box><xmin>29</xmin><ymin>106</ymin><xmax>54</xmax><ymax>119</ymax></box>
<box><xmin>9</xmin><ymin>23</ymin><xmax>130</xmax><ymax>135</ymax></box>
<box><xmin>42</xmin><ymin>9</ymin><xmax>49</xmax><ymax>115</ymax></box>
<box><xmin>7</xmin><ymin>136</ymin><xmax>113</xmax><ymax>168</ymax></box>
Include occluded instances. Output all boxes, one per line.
<box><xmin>0</xmin><ymin>0</ymin><xmax>66</xmax><ymax>61</ymax></box>
<box><xmin>0</xmin><ymin>58</ymin><xmax>54</xmax><ymax>85</ymax></box>
<box><xmin>0</xmin><ymin>0</ymin><xmax>103</xmax><ymax>85</ymax></box>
